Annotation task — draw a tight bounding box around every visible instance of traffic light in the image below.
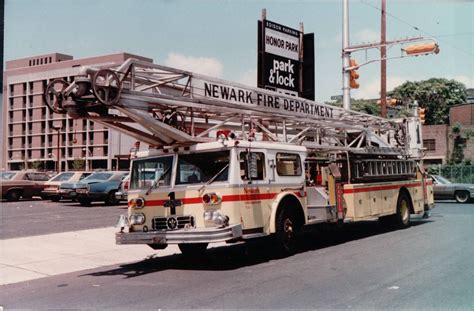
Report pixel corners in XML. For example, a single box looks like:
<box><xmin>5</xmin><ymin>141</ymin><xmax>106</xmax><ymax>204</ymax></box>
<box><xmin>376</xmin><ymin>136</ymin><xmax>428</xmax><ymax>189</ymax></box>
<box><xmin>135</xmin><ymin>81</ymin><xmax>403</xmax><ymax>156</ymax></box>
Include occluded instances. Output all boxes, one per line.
<box><xmin>403</xmin><ymin>43</ymin><xmax>440</xmax><ymax>56</ymax></box>
<box><xmin>376</xmin><ymin>98</ymin><xmax>402</xmax><ymax>106</ymax></box>
<box><xmin>419</xmin><ymin>107</ymin><xmax>426</xmax><ymax>125</ymax></box>
<box><xmin>349</xmin><ymin>59</ymin><xmax>359</xmax><ymax>89</ymax></box>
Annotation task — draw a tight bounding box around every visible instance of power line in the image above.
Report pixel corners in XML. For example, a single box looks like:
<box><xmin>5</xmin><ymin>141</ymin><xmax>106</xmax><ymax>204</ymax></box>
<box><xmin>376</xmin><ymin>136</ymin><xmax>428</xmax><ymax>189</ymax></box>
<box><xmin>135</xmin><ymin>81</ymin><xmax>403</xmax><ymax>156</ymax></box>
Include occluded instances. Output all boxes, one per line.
<box><xmin>360</xmin><ymin>0</ymin><xmax>473</xmax><ymax>58</ymax></box>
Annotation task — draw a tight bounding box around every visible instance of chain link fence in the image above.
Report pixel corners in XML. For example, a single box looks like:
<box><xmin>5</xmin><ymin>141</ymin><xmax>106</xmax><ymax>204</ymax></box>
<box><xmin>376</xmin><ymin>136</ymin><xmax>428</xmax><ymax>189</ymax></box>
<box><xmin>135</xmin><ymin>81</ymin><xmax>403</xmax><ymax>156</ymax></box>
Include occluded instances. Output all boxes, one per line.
<box><xmin>426</xmin><ymin>165</ymin><xmax>474</xmax><ymax>183</ymax></box>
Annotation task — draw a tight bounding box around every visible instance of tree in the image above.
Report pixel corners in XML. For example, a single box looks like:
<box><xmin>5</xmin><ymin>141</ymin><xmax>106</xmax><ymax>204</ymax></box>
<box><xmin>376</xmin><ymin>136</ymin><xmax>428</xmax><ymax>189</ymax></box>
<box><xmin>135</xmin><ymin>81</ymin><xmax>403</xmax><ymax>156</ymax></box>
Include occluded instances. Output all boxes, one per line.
<box><xmin>71</xmin><ymin>158</ymin><xmax>85</xmax><ymax>170</ymax></box>
<box><xmin>327</xmin><ymin>98</ymin><xmax>380</xmax><ymax>116</ymax></box>
<box><xmin>389</xmin><ymin>78</ymin><xmax>467</xmax><ymax>125</ymax></box>
<box><xmin>29</xmin><ymin>160</ymin><xmax>43</xmax><ymax>170</ymax></box>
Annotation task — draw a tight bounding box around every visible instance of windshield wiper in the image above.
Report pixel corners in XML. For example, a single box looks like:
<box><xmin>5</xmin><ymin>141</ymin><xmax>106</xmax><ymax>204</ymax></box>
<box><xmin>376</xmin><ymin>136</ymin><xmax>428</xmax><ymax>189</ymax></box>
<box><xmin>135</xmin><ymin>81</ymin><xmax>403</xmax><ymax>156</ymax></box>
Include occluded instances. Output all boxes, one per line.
<box><xmin>198</xmin><ymin>163</ymin><xmax>229</xmax><ymax>193</ymax></box>
<box><xmin>145</xmin><ymin>166</ymin><xmax>172</xmax><ymax>195</ymax></box>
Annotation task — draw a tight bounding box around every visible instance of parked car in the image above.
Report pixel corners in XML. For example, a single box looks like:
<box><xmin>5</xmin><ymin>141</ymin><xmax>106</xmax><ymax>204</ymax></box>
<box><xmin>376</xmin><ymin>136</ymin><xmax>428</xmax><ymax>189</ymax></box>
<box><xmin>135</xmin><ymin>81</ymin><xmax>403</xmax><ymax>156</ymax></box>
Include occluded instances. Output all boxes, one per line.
<box><xmin>1</xmin><ymin>171</ymin><xmax>50</xmax><ymax>201</ymax></box>
<box><xmin>41</xmin><ymin>171</ymin><xmax>92</xmax><ymax>201</ymax></box>
<box><xmin>73</xmin><ymin>171</ymin><xmax>129</xmax><ymax>206</ymax></box>
<box><xmin>115</xmin><ymin>168</ymin><xmax>158</xmax><ymax>201</ymax></box>
<box><xmin>431</xmin><ymin>174</ymin><xmax>474</xmax><ymax>203</ymax></box>
<box><xmin>115</xmin><ymin>175</ymin><xmax>130</xmax><ymax>202</ymax></box>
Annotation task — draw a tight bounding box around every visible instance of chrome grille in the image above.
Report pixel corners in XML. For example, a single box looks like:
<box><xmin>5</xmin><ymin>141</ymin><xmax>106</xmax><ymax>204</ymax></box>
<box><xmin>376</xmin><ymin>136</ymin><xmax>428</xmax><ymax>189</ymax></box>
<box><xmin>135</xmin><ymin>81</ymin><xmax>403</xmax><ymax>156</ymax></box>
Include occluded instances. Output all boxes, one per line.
<box><xmin>152</xmin><ymin>216</ymin><xmax>194</xmax><ymax>231</ymax></box>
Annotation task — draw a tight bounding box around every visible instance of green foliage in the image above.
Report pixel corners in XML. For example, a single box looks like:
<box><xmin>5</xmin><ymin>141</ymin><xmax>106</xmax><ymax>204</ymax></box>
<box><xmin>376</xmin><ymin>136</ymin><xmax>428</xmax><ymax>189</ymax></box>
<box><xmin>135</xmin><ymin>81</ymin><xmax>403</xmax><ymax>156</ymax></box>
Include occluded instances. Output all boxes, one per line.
<box><xmin>451</xmin><ymin>136</ymin><xmax>465</xmax><ymax>164</ymax></box>
<box><xmin>327</xmin><ymin>98</ymin><xmax>380</xmax><ymax>116</ymax></box>
<box><xmin>452</xmin><ymin>122</ymin><xmax>462</xmax><ymax>134</ymax></box>
<box><xmin>71</xmin><ymin>158</ymin><xmax>85</xmax><ymax>170</ymax></box>
<box><xmin>29</xmin><ymin>160</ymin><xmax>43</xmax><ymax>170</ymax></box>
<box><xmin>389</xmin><ymin>78</ymin><xmax>467</xmax><ymax>125</ymax></box>
<box><xmin>428</xmin><ymin>164</ymin><xmax>474</xmax><ymax>183</ymax></box>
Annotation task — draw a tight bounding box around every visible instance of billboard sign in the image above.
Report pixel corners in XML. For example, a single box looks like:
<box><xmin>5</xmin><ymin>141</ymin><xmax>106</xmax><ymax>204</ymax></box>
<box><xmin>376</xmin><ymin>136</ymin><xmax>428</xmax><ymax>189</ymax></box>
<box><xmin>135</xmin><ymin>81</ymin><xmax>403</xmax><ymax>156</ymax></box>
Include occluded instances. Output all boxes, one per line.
<box><xmin>264</xmin><ymin>20</ymin><xmax>300</xmax><ymax>61</ymax></box>
<box><xmin>258</xmin><ymin>18</ymin><xmax>314</xmax><ymax>100</ymax></box>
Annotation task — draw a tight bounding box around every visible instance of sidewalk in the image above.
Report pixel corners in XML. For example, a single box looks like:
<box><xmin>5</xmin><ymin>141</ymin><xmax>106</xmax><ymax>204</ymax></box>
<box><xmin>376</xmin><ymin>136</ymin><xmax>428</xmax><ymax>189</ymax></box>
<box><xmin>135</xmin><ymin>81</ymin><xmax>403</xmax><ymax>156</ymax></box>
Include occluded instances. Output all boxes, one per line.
<box><xmin>0</xmin><ymin>227</ymin><xmax>225</xmax><ymax>286</ymax></box>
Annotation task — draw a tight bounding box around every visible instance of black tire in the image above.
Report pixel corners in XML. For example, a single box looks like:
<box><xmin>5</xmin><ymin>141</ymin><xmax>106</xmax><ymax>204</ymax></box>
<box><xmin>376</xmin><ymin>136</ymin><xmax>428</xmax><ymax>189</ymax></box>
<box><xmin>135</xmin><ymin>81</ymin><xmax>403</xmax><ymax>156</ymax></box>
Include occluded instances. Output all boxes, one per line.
<box><xmin>105</xmin><ymin>191</ymin><xmax>118</xmax><ymax>205</ymax></box>
<box><xmin>78</xmin><ymin>199</ymin><xmax>91</xmax><ymax>206</ymax></box>
<box><xmin>51</xmin><ymin>196</ymin><xmax>60</xmax><ymax>202</ymax></box>
<box><xmin>178</xmin><ymin>243</ymin><xmax>208</xmax><ymax>256</ymax></box>
<box><xmin>454</xmin><ymin>190</ymin><xmax>470</xmax><ymax>204</ymax></box>
<box><xmin>6</xmin><ymin>190</ymin><xmax>21</xmax><ymax>202</ymax></box>
<box><xmin>394</xmin><ymin>191</ymin><xmax>412</xmax><ymax>229</ymax></box>
<box><xmin>275</xmin><ymin>206</ymin><xmax>303</xmax><ymax>254</ymax></box>
<box><xmin>40</xmin><ymin>195</ymin><xmax>48</xmax><ymax>200</ymax></box>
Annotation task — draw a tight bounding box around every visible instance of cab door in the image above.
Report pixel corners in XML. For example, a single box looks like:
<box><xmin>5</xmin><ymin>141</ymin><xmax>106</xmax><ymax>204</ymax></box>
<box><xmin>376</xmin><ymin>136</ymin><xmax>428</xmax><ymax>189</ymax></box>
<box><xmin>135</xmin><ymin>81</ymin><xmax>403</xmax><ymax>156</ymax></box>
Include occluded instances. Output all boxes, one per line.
<box><xmin>237</xmin><ymin>150</ymin><xmax>268</xmax><ymax>230</ymax></box>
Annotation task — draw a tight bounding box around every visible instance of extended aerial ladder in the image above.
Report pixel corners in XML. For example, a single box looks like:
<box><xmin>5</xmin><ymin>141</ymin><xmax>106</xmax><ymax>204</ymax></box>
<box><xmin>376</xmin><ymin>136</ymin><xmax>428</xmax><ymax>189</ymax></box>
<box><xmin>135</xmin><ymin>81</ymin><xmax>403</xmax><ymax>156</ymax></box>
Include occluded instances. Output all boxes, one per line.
<box><xmin>43</xmin><ymin>58</ymin><xmax>422</xmax><ymax>161</ymax></box>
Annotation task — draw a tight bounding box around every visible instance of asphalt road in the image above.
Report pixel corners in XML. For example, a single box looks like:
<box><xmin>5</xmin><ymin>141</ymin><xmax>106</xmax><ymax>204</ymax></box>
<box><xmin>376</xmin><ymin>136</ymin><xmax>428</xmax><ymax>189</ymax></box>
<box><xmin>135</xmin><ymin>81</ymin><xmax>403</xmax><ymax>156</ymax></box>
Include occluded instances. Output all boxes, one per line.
<box><xmin>0</xmin><ymin>198</ymin><xmax>127</xmax><ymax>239</ymax></box>
<box><xmin>1</xmin><ymin>202</ymin><xmax>473</xmax><ymax>309</ymax></box>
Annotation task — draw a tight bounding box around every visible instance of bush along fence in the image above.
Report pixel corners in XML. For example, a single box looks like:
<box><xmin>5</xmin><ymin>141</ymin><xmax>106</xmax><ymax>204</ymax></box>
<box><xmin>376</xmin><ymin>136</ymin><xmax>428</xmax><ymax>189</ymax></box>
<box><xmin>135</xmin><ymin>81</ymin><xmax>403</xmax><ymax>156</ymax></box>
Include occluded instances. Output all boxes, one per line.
<box><xmin>427</xmin><ymin>164</ymin><xmax>474</xmax><ymax>183</ymax></box>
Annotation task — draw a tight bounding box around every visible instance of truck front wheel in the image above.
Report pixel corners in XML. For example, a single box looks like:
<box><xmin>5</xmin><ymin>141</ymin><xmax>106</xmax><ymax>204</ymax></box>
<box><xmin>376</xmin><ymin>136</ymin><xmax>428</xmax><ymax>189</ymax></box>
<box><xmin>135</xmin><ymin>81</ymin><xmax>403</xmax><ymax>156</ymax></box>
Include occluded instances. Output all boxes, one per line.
<box><xmin>275</xmin><ymin>206</ymin><xmax>303</xmax><ymax>254</ymax></box>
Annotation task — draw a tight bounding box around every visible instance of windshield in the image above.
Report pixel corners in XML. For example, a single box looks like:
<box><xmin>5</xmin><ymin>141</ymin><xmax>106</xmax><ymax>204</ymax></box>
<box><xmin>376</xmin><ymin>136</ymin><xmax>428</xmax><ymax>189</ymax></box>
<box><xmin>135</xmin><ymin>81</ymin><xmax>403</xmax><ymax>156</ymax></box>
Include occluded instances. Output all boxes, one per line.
<box><xmin>131</xmin><ymin>156</ymin><xmax>173</xmax><ymax>189</ymax></box>
<box><xmin>0</xmin><ymin>172</ymin><xmax>17</xmax><ymax>180</ymax></box>
<box><xmin>51</xmin><ymin>172</ymin><xmax>75</xmax><ymax>182</ymax></box>
<box><xmin>83</xmin><ymin>172</ymin><xmax>113</xmax><ymax>181</ymax></box>
<box><xmin>434</xmin><ymin>175</ymin><xmax>452</xmax><ymax>184</ymax></box>
<box><xmin>176</xmin><ymin>151</ymin><xmax>230</xmax><ymax>185</ymax></box>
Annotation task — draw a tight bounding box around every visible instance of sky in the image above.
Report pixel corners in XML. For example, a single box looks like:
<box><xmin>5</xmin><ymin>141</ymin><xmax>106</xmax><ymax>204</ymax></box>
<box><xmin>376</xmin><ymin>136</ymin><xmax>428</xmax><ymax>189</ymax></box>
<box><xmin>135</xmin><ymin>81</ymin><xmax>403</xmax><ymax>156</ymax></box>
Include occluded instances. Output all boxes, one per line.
<box><xmin>4</xmin><ymin>0</ymin><xmax>474</xmax><ymax>102</ymax></box>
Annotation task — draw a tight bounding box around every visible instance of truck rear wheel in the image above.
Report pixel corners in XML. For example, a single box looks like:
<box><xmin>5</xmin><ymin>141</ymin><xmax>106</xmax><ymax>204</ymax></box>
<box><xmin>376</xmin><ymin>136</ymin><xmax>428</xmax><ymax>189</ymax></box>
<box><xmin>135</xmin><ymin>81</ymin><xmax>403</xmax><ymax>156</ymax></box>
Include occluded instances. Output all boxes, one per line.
<box><xmin>178</xmin><ymin>243</ymin><xmax>208</xmax><ymax>256</ymax></box>
<box><xmin>454</xmin><ymin>190</ymin><xmax>469</xmax><ymax>203</ymax></box>
<box><xmin>275</xmin><ymin>206</ymin><xmax>303</xmax><ymax>254</ymax></box>
<box><xmin>395</xmin><ymin>191</ymin><xmax>411</xmax><ymax>229</ymax></box>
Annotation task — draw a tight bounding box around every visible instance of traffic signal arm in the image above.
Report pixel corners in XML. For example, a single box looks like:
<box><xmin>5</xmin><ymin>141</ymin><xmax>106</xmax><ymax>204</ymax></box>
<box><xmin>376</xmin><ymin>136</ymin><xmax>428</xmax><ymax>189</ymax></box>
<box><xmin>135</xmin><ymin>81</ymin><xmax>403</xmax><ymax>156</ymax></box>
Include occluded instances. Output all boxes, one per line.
<box><xmin>404</xmin><ymin>43</ymin><xmax>440</xmax><ymax>56</ymax></box>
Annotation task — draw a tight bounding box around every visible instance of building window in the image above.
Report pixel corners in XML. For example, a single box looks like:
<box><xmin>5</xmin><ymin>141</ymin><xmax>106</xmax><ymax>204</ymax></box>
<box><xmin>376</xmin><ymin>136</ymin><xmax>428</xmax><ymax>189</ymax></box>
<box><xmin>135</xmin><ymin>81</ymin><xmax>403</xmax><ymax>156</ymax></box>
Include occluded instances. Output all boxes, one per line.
<box><xmin>424</xmin><ymin>139</ymin><xmax>436</xmax><ymax>151</ymax></box>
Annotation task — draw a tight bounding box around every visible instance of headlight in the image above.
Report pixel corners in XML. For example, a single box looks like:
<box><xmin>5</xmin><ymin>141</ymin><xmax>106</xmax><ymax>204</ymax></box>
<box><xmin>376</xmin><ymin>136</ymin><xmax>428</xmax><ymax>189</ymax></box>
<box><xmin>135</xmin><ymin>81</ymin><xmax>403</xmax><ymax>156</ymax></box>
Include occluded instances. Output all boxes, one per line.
<box><xmin>129</xmin><ymin>197</ymin><xmax>145</xmax><ymax>209</ymax></box>
<box><xmin>129</xmin><ymin>213</ymin><xmax>146</xmax><ymax>225</ymax></box>
<box><xmin>203</xmin><ymin>210</ymin><xmax>229</xmax><ymax>227</ymax></box>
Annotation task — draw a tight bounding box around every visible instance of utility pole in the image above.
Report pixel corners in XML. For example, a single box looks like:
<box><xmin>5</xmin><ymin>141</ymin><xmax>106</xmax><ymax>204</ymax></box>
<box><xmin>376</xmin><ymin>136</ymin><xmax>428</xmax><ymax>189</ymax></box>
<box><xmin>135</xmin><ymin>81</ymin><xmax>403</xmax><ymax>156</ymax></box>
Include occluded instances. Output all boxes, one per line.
<box><xmin>342</xmin><ymin>0</ymin><xmax>351</xmax><ymax>110</ymax></box>
<box><xmin>380</xmin><ymin>0</ymin><xmax>387</xmax><ymax>118</ymax></box>
<box><xmin>52</xmin><ymin>124</ymin><xmax>62</xmax><ymax>173</ymax></box>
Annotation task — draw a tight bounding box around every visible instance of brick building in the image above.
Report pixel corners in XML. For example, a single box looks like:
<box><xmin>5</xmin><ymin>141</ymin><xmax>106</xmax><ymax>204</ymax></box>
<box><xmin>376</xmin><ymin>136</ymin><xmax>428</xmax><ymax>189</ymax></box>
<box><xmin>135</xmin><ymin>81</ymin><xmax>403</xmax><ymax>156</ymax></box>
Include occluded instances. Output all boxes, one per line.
<box><xmin>422</xmin><ymin>124</ymin><xmax>448</xmax><ymax>164</ymax></box>
<box><xmin>2</xmin><ymin>52</ymin><xmax>152</xmax><ymax>171</ymax></box>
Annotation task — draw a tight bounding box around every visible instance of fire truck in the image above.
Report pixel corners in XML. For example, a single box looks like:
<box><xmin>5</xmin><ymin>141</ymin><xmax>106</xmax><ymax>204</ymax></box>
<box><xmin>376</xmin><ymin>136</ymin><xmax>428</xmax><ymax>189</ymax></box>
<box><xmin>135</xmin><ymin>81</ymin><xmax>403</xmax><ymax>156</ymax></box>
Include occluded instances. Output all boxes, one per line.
<box><xmin>44</xmin><ymin>58</ymin><xmax>434</xmax><ymax>255</ymax></box>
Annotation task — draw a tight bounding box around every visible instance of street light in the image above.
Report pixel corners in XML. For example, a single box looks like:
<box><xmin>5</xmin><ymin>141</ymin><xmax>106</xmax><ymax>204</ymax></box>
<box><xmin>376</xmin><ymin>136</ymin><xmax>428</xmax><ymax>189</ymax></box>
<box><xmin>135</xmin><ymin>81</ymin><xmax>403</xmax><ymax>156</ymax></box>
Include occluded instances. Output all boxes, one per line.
<box><xmin>82</xmin><ymin>148</ymin><xmax>92</xmax><ymax>171</ymax></box>
<box><xmin>51</xmin><ymin>124</ymin><xmax>63</xmax><ymax>174</ymax></box>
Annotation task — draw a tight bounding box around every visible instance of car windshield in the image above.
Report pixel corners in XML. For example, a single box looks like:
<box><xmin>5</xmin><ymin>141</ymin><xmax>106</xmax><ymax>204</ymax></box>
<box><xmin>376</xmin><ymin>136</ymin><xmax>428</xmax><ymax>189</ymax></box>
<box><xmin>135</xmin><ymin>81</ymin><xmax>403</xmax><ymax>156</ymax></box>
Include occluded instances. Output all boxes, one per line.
<box><xmin>176</xmin><ymin>151</ymin><xmax>230</xmax><ymax>185</ymax></box>
<box><xmin>435</xmin><ymin>175</ymin><xmax>452</xmax><ymax>184</ymax></box>
<box><xmin>51</xmin><ymin>172</ymin><xmax>75</xmax><ymax>182</ymax></box>
<box><xmin>0</xmin><ymin>172</ymin><xmax>16</xmax><ymax>180</ymax></box>
<box><xmin>130</xmin><ymin>156</ymin><xmax>173</xmax><ymax>189</ymax></box>
<box><xmin>83</xmin><ymin>172</ymin><xmax>113</xmax><ymax>181</ymax></box>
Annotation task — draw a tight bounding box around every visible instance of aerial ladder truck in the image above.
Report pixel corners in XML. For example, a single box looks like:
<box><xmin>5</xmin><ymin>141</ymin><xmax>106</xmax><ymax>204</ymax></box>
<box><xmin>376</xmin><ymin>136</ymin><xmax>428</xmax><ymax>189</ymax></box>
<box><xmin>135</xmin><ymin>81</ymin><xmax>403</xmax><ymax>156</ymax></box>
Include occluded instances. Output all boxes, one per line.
<box><xmin>44</xmin><ymin>58</ymin><xmax>434</xmax><ymax>254</ymax></box>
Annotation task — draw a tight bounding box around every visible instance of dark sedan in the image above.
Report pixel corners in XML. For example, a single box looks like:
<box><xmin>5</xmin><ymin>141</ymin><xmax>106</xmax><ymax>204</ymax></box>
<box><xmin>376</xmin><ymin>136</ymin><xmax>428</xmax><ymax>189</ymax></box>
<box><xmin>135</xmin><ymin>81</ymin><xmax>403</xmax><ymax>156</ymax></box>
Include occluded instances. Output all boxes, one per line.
<box><xmin>70</xmin><ymin>171</ymin><xmax>129</xmax><ymax>206</ymax></box>
<box><xmin>1</xmin><ymin>171</ymin><xmax>50</xmax><ymax>201</ymax></box>
<box><xmin>431</xmin><ymin>175</ymin><xmax>474</xmax><ymax>203</ymax></box>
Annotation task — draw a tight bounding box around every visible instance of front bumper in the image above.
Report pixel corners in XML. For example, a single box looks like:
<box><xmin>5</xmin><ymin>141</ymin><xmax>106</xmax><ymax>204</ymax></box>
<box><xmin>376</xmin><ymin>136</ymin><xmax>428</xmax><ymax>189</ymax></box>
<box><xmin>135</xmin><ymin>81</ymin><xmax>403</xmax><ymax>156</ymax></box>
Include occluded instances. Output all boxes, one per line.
<box><xmin>76</xmin><ymin>191</ymin><xmax>107</xmax><ymax>201</ymax></box>
<box><xmin>41</xmin><ymin>189</ymin><xmax>59</xmax><ymax>198</ymax></box>
<box><xmin>58</xmin><ymin>189</ymin><xmax>77</xmax><ymax>199</ymax></box>
<box><xmin>115</xmin><ymin>191</ymin><xmax>128</xmax><ymax>201</ymax></box>
<box><xmin>116</xmin><ymin>224</ymin><xmax>243</xmax><ymax>245</ymax></box>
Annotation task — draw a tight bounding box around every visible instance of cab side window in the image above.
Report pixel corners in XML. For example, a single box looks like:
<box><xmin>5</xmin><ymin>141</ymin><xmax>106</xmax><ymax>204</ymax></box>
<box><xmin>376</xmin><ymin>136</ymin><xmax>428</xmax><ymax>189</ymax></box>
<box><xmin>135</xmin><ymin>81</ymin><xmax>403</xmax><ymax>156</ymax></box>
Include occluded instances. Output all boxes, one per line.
<box><xmin>276</xmin><ymin>153</ymin><xmax>302</xmax><ymax>176</ymax></box>
<box><xmin>240</xmin><ymin>152</ymin><xmax>265</xmax><ymax>181</ymax></box>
